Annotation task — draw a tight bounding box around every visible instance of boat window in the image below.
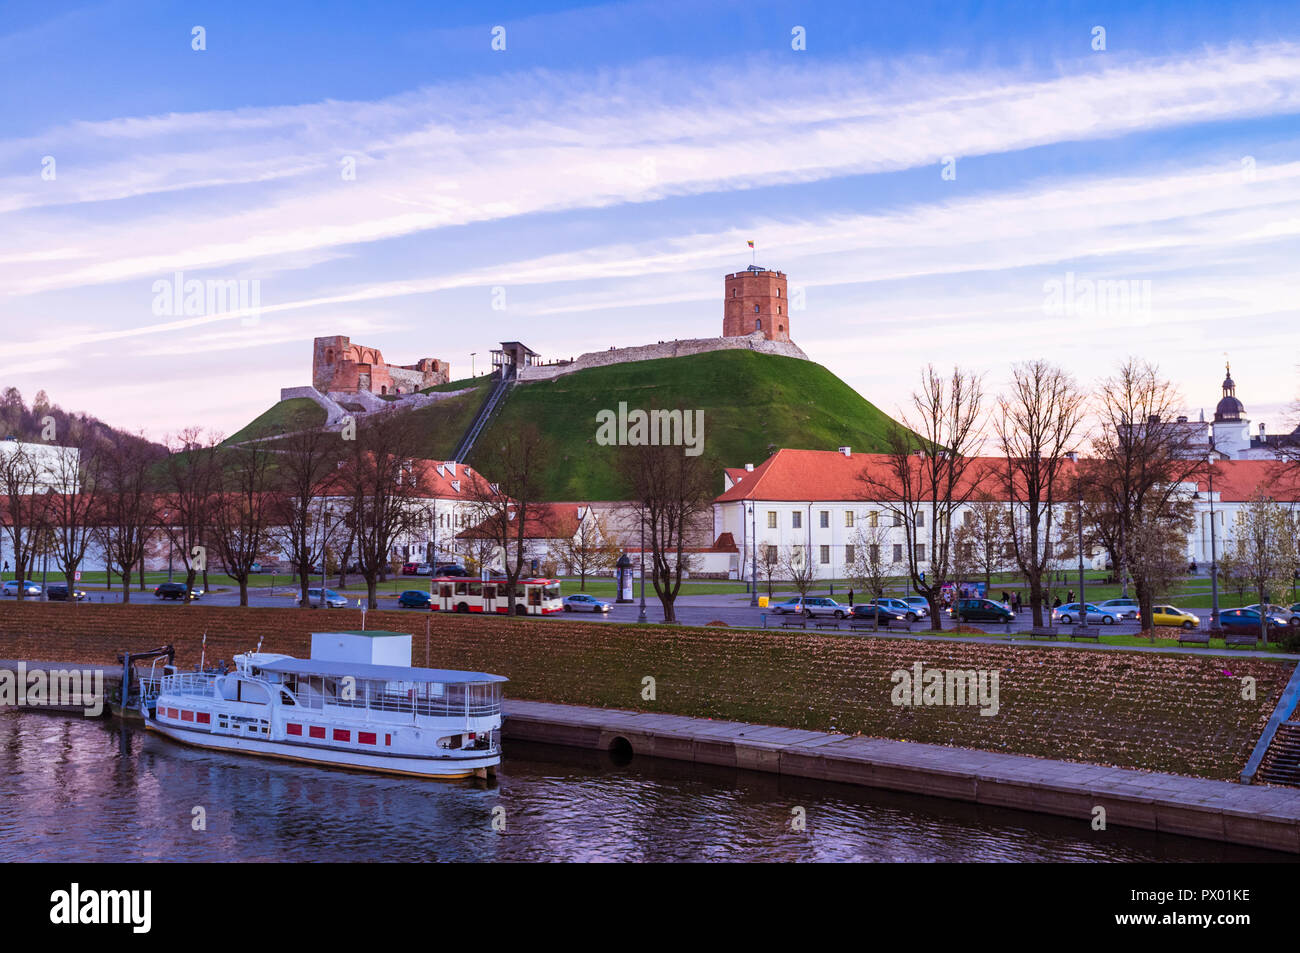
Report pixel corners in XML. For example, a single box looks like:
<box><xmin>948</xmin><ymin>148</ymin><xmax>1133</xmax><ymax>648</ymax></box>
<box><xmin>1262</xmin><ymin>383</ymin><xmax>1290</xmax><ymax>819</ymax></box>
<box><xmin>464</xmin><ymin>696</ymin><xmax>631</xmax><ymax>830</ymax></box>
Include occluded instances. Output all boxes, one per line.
<box><xmin>237</xmin><ymin>681</ymin><xmax>271</xmax><ymax>705</ymax></box>
<box><xmin>280</xmin><ymin>689</ymin><xmax>297</xmax><ymax>706</ymax></box>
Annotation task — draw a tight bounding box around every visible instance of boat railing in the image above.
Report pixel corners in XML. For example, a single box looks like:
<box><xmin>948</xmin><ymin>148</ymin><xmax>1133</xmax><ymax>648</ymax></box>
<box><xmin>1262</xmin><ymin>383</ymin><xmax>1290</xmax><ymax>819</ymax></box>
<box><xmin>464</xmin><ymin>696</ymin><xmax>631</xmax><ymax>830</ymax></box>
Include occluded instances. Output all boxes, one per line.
<box><xmin>160</xmin><ymin>672</ymin><xmax>220</xmax><ymax>698</ymax></box>
<box><xmin>328</xmin><ymin>692</ymin><xmax>501</xmax><ymax>718</ymax></box>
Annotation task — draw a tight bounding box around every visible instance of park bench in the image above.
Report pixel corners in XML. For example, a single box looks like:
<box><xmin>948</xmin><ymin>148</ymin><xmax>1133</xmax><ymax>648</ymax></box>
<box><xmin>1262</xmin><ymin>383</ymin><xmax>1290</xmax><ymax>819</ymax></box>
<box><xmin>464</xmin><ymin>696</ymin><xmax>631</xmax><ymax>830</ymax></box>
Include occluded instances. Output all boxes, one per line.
<box><xmin>1224</xmin><ymin>634</ymin><xmax>1259</xmax><ymax>649</ymax></box>
<box><xmin>1027</xmin><ymin>626</ymin><xmax>1059</xmax><ymax>641</ymax></box>
<box><xmin>847</xmin><ymin>618</ymin><xmax>912</xmax><ymax>633</ymax></box>
<box><xmin>780</xmin><ymin>618</ymin><xmax>807</xmax><ymax>629</ymax></box>
<box><xmin>813</xmin><ymin>620</ymin><xmax>842</xmax><ymax>630</ymax></box>
<box><xmin>1176</xmin><ymin>631</ymin><xmax>1211</xmax><ymax>647</ymax></box>
<box><xmin>1069</xmin><ymin>626</ymin><xmax>1101</xmax><ymax>642</ymax></box>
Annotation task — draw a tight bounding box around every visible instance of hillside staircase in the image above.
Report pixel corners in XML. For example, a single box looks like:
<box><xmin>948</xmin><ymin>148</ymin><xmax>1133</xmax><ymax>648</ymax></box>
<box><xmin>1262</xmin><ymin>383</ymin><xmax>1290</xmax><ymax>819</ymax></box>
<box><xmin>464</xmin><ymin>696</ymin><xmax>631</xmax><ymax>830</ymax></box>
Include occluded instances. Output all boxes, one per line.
<box><xmin>1256</xmin><ymin>722</ymin><xmax>1300</xmax><ymax>787</ymax></box>
<box><xmin>451</xmin><ymin>372</ymin><xmax>513</xmax><ymax>462</ymax></box>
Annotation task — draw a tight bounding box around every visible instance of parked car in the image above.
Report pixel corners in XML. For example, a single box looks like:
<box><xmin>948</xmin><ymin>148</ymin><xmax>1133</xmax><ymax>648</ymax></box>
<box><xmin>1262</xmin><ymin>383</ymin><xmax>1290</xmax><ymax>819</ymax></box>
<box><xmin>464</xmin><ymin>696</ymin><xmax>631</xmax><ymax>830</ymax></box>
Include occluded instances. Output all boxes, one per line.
<box><xmin>1244</xmin><ymin>604</ymin><xmax>1295</xmax><ymax>623</ymax></box>
<box><xmin>850</xmin><ymin>603</ymin><xmax>905</xmax><ymax>625</ymax></box>
<box><xmin>3</xmin><ymin>579</ymin><xmax>42</xmax><ymax>597</ymax></box>
<box><xmin>434</xmin><ymin>564</ymin><xmax>471</xmax><ymax>577</ymax></box>
<box><xmin>563</xmin><ymin>593</ymin><xmax>612</xmax><ymax>613</ymax></box>
<box><xmin>302</xmin><ymin>587</ymin><xmax>348</xmax><ymax>608</ymax></box>
<box><xmin>901</xmin><ymin>596</ymin><xmax>931</xmax><ymax>618</ymax></box>
<box><xmin>402</xmin><ymin>562</ymin><xmax>434</xmax><ymax>576</ymax></box>
<box><xmin>1289</xmin><ymin>603</ymin><xmax>1300</xmax><ymax>626</ymax></box>
<box><xmin>876</xmin><ymin>597</ymin><xmax>922</xmax><ymax>622</ymax></box>
<box><xmin>1052</xmin><ymin>603</ymin><xmax>1118</xmax><ymax>625</ymax></box>
<box><xmin>46</xmin><ymin>584</ymin><xmax>87</xmax><ymax>602</ymax></box>
<box><xmin>1151</xmin><ymin>605</ymin><xmax>1199</xmax><ymax>629</ymax></box>
<box><xmin>1219</xmin><ymin>608</ymin><xmax>1291</xmax><ymax>638</ymax></box>
<box><xmin>1096</xmin><ymin>598</ymin><xmax>1139</xmax><ymax>620</ymax></box>
<box><xmin>397</xmin><ymin>589</ymin><xmax>431</xmax><ymax>609</ymax></box>
<box><xmin>951</xmin><ymin>598</ymin><xmax>1015</xmax><ymax>623</ymax></box>
<box><xmin>249</xmin><ymin>561</ymin><xmax>263</xmax><ymax>573</ymax></box>
<box><xmin>154</xmin><ymin>582</ymin><xmax>203</xmax><ymax>601</ymax></box>
<box><xmin>799</xmin><ymin>597</ymin><xmax>849</xmax><ymax>619</ymax></box>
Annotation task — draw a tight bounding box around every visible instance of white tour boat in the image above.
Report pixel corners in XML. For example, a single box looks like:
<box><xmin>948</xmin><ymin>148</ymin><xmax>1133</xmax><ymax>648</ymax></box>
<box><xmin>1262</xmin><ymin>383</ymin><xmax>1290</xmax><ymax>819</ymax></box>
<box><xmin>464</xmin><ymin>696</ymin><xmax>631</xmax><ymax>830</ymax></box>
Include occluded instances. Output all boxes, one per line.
<box><xmin>143</xmin><ymin>630</ymin><xmax>506</xmax><ymax>779</ymax></box>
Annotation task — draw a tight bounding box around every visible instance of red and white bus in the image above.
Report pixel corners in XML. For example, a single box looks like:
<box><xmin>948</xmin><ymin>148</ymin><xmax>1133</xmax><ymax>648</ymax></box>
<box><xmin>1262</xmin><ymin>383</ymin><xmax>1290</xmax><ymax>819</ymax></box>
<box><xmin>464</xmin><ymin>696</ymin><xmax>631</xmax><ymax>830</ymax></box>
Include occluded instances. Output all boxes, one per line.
<box><xmin>430</xmin><ymin>577</ymin><xmax>563</xmax><ymax>615</ymax></box>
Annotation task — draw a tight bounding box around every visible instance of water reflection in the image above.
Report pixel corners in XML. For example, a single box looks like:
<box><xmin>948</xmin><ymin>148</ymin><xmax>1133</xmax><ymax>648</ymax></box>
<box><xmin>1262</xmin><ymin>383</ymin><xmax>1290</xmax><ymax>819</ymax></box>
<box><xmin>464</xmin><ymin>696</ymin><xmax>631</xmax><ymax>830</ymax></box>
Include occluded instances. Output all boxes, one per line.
<box><xmin>0</xmin><ymin>712</ymin><xmax>1287</xmax><ymax>862</ymax></box>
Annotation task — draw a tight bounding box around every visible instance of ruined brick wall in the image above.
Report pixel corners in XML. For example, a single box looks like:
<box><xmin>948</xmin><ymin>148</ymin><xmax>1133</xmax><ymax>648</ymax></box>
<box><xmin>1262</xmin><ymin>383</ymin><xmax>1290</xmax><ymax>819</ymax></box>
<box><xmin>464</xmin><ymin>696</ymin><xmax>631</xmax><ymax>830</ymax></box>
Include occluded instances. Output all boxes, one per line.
<box><xmin>312</xmin><ymin>335</ymin><xmax>450</xmax><ymax>394</ymax></box>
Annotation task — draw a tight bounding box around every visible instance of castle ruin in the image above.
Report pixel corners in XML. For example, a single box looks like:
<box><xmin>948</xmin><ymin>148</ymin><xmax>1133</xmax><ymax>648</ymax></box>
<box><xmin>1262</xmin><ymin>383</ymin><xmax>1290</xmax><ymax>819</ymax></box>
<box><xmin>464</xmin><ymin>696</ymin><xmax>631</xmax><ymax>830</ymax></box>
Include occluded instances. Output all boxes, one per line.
<box><xmin>312</xmin><ymin>335</ymin><xmax>450</xmax><ymax>396</ymax></box>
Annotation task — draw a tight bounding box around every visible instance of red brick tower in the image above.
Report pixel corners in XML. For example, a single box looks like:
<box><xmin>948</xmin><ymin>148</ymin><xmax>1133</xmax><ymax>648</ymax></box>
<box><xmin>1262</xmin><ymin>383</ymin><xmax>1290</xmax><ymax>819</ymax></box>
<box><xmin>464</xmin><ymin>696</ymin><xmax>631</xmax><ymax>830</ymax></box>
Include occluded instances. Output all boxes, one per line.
<box><xmin>723</xmin><ymin>267</ymin><xmax>790</xmax><ymax>342</ymax></box>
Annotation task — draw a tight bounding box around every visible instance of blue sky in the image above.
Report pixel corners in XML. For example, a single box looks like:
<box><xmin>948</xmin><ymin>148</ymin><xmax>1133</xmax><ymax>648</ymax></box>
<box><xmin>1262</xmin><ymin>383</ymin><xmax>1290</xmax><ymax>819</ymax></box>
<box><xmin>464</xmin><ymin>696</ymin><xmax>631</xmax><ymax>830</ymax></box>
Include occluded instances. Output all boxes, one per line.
<box><xmin>2</xmin><ymin>0</ymin><xmax>1300</xmax><ymax>442</ymax></box>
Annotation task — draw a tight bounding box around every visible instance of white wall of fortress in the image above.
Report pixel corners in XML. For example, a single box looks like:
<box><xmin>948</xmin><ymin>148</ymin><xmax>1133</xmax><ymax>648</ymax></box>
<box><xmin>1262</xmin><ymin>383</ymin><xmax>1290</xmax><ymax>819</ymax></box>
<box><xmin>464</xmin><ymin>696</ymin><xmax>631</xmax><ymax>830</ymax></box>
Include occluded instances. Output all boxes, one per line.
<box><xmin>517</xmin><ymin>332</ymin><xmax>809</xmax><ymax>382</ymax></box>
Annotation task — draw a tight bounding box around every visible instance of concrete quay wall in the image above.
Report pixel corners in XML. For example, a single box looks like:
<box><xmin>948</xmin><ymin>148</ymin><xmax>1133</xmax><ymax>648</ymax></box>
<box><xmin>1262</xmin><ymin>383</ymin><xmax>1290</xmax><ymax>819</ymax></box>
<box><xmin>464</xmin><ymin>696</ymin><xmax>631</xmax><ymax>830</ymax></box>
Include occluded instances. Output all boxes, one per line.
<box><xmin>503</xmin><ymin>700</ymin><xmax>1300</xmax><ymax>853</ymax></box>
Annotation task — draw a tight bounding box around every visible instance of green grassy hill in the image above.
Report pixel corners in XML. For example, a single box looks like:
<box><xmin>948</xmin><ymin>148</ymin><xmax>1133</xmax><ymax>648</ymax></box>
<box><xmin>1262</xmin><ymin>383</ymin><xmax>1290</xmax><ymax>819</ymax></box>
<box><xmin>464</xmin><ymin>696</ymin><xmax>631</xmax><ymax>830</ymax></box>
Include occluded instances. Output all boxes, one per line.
<box><xmin>227</xmin><ymin>351</ymin><xmax>902</xmax><ymax>499</ymax></box>
<box><xmin>470</xmin><ymin>349</ymin><xmax>901</xmax><ymax>500</ymax></box>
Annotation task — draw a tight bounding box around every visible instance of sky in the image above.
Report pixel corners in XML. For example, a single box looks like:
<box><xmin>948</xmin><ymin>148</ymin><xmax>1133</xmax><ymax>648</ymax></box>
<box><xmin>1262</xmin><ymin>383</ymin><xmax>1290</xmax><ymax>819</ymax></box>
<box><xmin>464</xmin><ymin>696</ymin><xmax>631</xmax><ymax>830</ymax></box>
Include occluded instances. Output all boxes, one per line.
<box><xmin>2</xmin><ymin>0</ymin><xmax>1299</xmax><ymax>444</ymax></box>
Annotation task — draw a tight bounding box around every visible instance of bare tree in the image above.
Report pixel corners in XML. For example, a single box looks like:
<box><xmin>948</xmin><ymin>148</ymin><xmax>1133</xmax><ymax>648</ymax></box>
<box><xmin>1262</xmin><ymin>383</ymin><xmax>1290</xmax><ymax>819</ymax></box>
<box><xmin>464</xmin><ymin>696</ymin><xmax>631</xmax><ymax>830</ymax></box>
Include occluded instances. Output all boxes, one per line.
<box><xmin>618</xmin><ymin>441</ymin><xmax>714</xmax><ymax>623</ymax></box>
<box><xmin>0</xmin><ymin>441</ymin><xmax>54</xmax><ymax>599</ymax></box>
<box><xmin>1231</xmin><ymin>490</ymin><xmax>1300</xmax><ymax>643</ymax></box>
<box><xmin>760</xmin><ymin>543</ymin><xmax>780</xmax><ymax>598</ymax></box>
<box><xmin>44</xmin><ymin>423</ymin><xmax>103</xmax><ymax>603</ymax></box>
<box><xmin>558</xmin><ymin>509</ymin><xmax>619</xmax><ymax>591</ymax></box>
<box><xmin>270</xmin><ymin>418</ymin><xmax>343</xmax><ymax>607</ymax></box>
<box><xmin>158</xmin><ymin>429</ymin><xmax>222</xmax><ymax>604</ymax></box>
<box><xmin>995</xmin><ymin>361</ymin><xmax>1087</xmax><ymax>626</ymax></box>
<box><xmin>847</xmin><ymin>523</ymin><xmax>894</xmax><ymax>625</ymax></box>
<box><xmin>338</xmin><ymin>414</ymin><xmax>433</xmax><ymax>609</ymax></box>
<box><xmin>210</xmin><ymin>441</ymin><xmax>277</xmax><ymax>606</ymax></box>
<box><xmin>860</xmin><ymin>366</ymin><xmax>985</xmax><ymax>630</ymax></box>
<box><xmin>1086</xmin><ymin>359</ymin><xmax>1205</xmax><ymax>633</ymax></box>
<box><xmin>780</xmin><ymin>543</ymin><xmax>818</xmax><ymax>607</ymax></box>
<box><xmin>956</xmin><ymin>497</ymin><xmax>1006</xmax><ymax>596</ymax></box>
<box><xmin>97</xmin><ymin>432</ymin><xmax>161</xmax><ymax>603</ymax></box>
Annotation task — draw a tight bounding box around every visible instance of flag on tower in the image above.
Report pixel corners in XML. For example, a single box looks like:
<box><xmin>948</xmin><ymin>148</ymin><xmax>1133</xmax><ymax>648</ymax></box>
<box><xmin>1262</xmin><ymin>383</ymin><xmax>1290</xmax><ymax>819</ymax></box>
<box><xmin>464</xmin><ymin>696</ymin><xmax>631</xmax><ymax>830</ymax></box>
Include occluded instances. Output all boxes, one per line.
<box><xmin>746</xmin><ymin>240</ymin><xmax>754</xmax><ymax>248</ymax></box>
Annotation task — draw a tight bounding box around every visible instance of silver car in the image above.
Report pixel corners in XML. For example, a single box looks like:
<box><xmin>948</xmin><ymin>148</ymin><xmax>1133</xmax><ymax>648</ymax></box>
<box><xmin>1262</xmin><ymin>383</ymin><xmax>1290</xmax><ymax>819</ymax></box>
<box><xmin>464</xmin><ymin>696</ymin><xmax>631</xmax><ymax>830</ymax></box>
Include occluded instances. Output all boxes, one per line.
<box><xmin>876</xmin><ymin>598</ymin><xmax>922</xmax><ymax>622</ymax></box>
<box><xmin>1052</xmin><ymin>603</ymin><xmax>1120</xmax><ymax>625</ymax></box>
<box><xmin>303</xmin><ymin>587</ymin><xmax>348</xmax><ymax>608</ymax></box>
<box><xmin>563</xmin><ymin>593</ymin><xmax>611</xmax><ymax>613</ymax></box>
<box><xmin>1096</xmin><ymin>598</ymin><xmax>1139</xmax><ymax>621</ymax></box>
<box><xmin>3</xmin><ymin>580</ymin><xmax>42</xmax><ymax>597</ymax></box>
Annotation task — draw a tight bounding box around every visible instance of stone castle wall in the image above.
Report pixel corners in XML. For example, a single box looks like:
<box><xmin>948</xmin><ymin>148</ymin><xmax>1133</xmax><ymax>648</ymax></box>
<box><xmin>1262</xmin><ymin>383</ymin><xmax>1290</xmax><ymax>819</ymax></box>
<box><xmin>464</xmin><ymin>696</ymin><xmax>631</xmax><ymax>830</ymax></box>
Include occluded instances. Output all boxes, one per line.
<box><xmin>518</xmin><ymin>332</ymin><xmax>808</xmax><ymax>383</ymax></box>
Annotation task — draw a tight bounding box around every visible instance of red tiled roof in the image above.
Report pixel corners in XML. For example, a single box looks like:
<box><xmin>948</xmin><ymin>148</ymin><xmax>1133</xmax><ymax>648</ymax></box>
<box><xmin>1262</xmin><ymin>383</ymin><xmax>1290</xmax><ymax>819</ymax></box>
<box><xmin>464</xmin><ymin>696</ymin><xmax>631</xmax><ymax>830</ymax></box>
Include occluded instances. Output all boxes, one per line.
<box><xmin>1198</xmin><ymin>459</ymin><xmax>1300</xmax><ymax>502</ymax></box>
<box><xmin>456</xmin><ymin>502</ymin><xmax>589</xmax><ymax>541</ymax></box>
<box><xmin>715</xmin><ymin>449</ymin><xmax>1299</xmax><ymax>504</ymax></box>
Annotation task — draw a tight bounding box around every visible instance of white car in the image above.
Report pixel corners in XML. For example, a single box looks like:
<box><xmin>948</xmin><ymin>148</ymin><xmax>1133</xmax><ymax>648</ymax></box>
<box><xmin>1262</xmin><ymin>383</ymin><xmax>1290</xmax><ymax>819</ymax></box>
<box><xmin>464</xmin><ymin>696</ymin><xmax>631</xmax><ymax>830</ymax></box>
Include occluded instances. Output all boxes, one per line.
<box><xmin>563</xmin><ymin>593</ymin><xmax>612</xmax><ymax>613</ymax></box>
<box><xmin>3</xmin><ymin>580</ymin><xmax>42</xmax><ymax>597</ymax></box>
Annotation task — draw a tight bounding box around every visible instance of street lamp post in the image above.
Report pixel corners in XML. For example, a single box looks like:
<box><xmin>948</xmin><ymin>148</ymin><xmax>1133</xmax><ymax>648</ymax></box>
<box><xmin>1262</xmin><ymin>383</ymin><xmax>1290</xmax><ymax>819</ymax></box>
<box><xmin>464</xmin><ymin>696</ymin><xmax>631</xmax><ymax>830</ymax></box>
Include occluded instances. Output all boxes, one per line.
<box><xmin>1207</xmin><ymin>440</ymin><xmax>1221</xmax><ymax>633</ymax></box>
<box><xmin>638</xmin><ymin>513</ymin><xmax>647</xmax><ymax>624</ymax></box>
<box><xmin>749</xmin><ymin>502</ymin><xmax>758</xmax><ymax>608</ymax></box>
<box><xmin>1077</xmin><ymin>478</ymin><xmax>1086</xmax><ymax>618</ymax></box>
<box><xmin>164</xmin><ymin>511</ymin><xmax>174</xmax><ymax>583</ymax></box>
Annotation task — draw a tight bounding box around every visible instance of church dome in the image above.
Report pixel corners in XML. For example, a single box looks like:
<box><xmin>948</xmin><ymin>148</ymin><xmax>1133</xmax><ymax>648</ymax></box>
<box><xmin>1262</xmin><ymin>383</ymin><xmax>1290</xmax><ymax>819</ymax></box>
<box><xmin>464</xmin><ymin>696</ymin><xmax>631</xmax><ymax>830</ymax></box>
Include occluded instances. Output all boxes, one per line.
<box><xmin>1214</xmin><ymin>394</ymin><xmax>1244</xmax><ymax>421</ymax></box>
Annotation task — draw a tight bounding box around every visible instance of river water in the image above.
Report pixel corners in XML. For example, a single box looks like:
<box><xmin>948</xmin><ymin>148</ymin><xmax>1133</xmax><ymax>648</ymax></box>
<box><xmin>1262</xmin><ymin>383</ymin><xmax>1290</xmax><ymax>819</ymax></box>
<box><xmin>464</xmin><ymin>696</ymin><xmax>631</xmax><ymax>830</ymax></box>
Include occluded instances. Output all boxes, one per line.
<box><xmin>0</xmin><ymin>711</ymin><xmax>1288</xmax><ymax>862</ymax></box>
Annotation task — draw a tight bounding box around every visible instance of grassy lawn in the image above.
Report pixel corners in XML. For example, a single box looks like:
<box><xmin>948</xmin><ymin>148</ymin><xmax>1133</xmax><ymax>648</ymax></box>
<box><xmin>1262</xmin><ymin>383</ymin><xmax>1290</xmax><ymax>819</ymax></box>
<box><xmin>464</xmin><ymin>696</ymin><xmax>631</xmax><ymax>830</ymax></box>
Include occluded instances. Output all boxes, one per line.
<box><xmin>472</xmin><ymin>349</ymin><xmax>903</xmax><ymax>500</ymax></box>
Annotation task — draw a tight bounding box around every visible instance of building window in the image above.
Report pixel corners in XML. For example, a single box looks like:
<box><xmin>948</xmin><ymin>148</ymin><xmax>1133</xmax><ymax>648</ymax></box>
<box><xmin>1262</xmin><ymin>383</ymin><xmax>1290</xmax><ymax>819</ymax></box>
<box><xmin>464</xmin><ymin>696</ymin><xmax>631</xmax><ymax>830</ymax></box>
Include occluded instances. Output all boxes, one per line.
<box><xmin>893</xmin><ymin>512</ymin><xmax>902</xmax><ymax>527</ymax></box>
<box><xmin>963</xmin><ymin>510</ymin><xmax>974</xmax><ymax>526</ymax></box>
<box><xmin>792</xmin><ymin>511</ymin><xmax>802</xmax><ymax>529</ymax></box>
<box><xmin>868</xmin><ymin>544</ymin><xmax>879</xmax><ymax>562</ymax></box>
<box><xmin>869</xmin><ymin>511</ymin><xmax>879</xmax><ymax>528</ymax></box>
<box><xmin>819</xmin><ymin>510</ymin><xmax>829</xmax><ymax>528</ymax></box>
<box><xmin>819</xmin><ymin>545</ymin><xmax>830</xmax><ymax>565</ymax></box>
<box><xmin>915</xmin><ymin>511</ymin><xmax>925</xmax><ymax>528</ymax></box>
<box><xmin>845</xmin><ymin>511</ymin><xmax>855</xmax><ymax>528</ymax></box>
<box><xmin>754</xmin><ymin>304</ymin><xmax>760</xmax><ymax>313</ymax></box>
<box><xmin>845</xmin><ymin>544</ymin><xmax>854</xmax><ymax>563</ymax></box>
<box><xmin>767</xmin><ymin>511</ymin><xmax>777</xmax><ymax>529</ymax></box>
<box><xmin>766</xmin><ymin>545</ymin><xmax>778</xmax><ymax>562</ymax></box>
<box><xmin>756</xmin><ymin>319</ymin><xmax>762</xmax><ymax>331</ymax></box>
<box><xmin>892</xmin><ymin>544</ymin><xmax>903</xmax><ymax>563</ymax></box>
<box><xmin>916</xmin><ymin>543</ymin><xmax>926</xmax><ymax>562</ymax></box>
<box><xmin>777</xmin><ymin>305</ymin><xmax>782</xmax><ymax>314</ymax></box>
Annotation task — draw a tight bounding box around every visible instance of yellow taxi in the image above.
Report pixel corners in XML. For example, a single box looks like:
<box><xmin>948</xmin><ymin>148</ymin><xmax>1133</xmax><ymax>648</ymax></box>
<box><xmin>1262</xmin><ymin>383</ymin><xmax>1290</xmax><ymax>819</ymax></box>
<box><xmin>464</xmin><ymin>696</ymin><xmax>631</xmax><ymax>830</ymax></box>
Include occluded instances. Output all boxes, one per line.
<box><xmin>1152</xmin><ymin>605</ymin><xmax>1199</xmax><ymax>629</ymax></box>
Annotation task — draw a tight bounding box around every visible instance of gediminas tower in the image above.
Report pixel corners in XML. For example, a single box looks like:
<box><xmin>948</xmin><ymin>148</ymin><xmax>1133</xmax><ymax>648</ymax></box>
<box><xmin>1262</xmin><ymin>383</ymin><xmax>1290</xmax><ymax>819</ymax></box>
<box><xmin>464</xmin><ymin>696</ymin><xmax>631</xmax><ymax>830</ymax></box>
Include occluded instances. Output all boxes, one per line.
<box><xmin>723</xmin><ymin>265</ymin><xmax>791</xmax><ymax>343</ymax></box>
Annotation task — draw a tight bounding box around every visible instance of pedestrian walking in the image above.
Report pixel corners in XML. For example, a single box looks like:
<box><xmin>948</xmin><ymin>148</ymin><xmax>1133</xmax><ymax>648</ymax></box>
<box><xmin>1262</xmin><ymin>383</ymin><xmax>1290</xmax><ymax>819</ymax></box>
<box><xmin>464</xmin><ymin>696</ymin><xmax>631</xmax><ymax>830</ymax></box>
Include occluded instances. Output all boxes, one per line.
<box><xmin>1067</xmin><ymin>590</ymin><xmax>1075</xmax><ymax>603</ymax></box>
<box><xmin>847</xmin><ymin>588</ymin><xmax>854</xmax><ymax>606</ymax></box>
